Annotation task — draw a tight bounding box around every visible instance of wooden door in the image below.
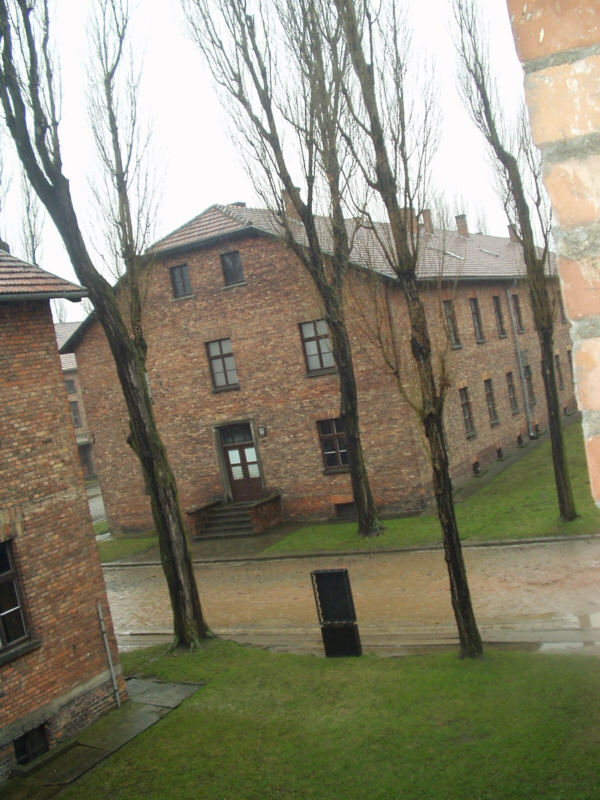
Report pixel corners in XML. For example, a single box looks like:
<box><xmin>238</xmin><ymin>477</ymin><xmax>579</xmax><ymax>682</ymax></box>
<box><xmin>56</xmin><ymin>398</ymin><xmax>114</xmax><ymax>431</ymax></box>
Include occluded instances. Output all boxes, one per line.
<box><xmin>221</xmin><ymin>424</ymin><xmax>263</xmax><ymax>502</ymax></box>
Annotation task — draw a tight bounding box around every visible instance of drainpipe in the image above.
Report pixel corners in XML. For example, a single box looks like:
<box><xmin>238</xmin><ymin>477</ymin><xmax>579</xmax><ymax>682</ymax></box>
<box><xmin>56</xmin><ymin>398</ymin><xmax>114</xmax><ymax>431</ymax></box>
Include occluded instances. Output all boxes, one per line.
<box><xmin>506</xmin><ymin>286</ymin><xmax>534</xmax><ymax>438</ymax></box>
<box><xmin>97</xmin><ymin>603</ymin><xmax>121</xmax><ymax>708</ymax></box>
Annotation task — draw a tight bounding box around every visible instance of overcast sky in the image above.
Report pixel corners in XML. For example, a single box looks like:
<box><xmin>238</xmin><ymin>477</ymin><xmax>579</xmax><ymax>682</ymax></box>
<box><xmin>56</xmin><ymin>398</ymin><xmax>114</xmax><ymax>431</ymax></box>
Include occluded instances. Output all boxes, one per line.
<box><xmin>0</xmin><ymin>0</ymin><xmax>524</xmax><ymax>321</ymax></box>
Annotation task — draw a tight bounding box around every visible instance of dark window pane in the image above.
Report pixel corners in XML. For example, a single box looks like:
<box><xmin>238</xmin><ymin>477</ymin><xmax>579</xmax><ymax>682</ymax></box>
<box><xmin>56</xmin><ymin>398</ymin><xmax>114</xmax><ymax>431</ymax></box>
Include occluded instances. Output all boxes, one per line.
<box><xmin>0</xmin><ymin>546</ymin><xmax>10</xmax><ymax>575</ymax></box>
<box><xmin>3</xmin><ymin>608</ymin><xmax>26</xmax><ymax>643</ymax></box>
<box><xmin>0</xmin><ymin>580</ymin><xmax>18</xmax><ymax>609</ymax></box>
<box><xmin>221</xmin><ymin>251</ymin><xmax>244</xmax><ymax>286</ymax></box>
<box><xmin>170</xmin><ymin>265</ymin><xmax>191</xmax><ymax>298</ymax></box>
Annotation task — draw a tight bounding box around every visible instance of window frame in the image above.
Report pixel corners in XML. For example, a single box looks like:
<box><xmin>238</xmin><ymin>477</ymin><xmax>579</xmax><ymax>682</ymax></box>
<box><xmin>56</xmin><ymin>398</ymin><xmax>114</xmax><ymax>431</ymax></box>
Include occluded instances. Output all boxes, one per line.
<box><xmin>206</xmin><ymin>338</ymin><xmax>239</xmax><ymax>391</ymax></box>
<box><xmin>506</xmin><ymin>371</ymin><xmax>519</xmax><ymax>414</ymax></box>
<box><xmin>523</xmin><ymin>364</ymin><xmax>536</xmax><ymax>406</ymax></box>
<box><xmin>0</xmin><ymin>541</ymin><xmax>28</xmax><ymax>652</ymax></box>
<box><xmin>220</xmin><ymin>250</ymin><xmax>245</xmax><ymax>287</ymax></box>
<box><xmin>317</xmin><ymin>418</ymin><xmax>349</xmax><ymax>472</ymax></box>
<box><xmin>458</xmin><ymin>387</ymin><xmax>476</xmax><ymax>438</ymax></box>
<box><xmin>443</xmin><ymin>299</ymin><xmax>461</xmax><ymax>348</ymax></box>
<box><xmin>554</xmin><ymin>354</ymin><xmax>565</xmax><ymax>390</ymax></box>
<box><xmin>511</xmin><ymin>293</ymin><xmax>525</xmax><ymax>332</ymax></box>
<box><xmin>484</xmin><ymin>378</ymin><xmax>499</xmax><ymax>425</ymax></box>
<box><xmin>69</xmin><ymin>400</ymin><xmax>82</xmax><ymax>428</ymax></box>
<box><xmin>469</xmin><ymin>297</ymin><xmax>485</xmax><ymax>343</ymax></box>
<box><xmin>169</xmin><ymin>264</ymin><xmax>192</xmax><ymax>299</ymax></box>
<box><xmin>300</xmin><ymin>319</ymin><xmax>336</xmax><ymax>374</ymax></box>
<box><xmin>492</xmin><ymin>295</ymin><xmax>507</xmax><ymax>338</ymax></box>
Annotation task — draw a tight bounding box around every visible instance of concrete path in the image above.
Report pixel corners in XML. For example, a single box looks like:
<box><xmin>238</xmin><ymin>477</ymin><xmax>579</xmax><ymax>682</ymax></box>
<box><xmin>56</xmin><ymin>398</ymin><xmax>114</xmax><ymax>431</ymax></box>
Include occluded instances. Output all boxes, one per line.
<box><xmin>2</xmin><ymin>679</ymin><xmax>201</xmax><ymax>799</ymax></box>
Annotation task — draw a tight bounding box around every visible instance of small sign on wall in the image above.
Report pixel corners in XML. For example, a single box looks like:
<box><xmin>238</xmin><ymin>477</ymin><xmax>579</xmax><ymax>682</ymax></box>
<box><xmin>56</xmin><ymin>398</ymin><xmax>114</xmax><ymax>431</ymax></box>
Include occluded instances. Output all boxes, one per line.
<box><xmin>258</xmin><ymin>425</ymin><xmax>267</xmax><ymax>438</ymax></box>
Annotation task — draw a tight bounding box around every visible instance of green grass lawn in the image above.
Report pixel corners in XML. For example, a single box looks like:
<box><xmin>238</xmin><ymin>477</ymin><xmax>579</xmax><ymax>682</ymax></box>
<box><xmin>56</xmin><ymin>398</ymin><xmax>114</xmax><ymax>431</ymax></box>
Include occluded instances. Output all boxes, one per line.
<box><xmin>264</xmin><ymin>420</ymin><xmax>600</xmax><ymax>555</ymax></box>
<box><xmin>96</xmin><ymin>531</ymin><xmax>158</xmax><ymax>562</ymax></box>
<box><xmin>60</xmin><ymin>640</ymin><xmax>600</xmax><ymax>800</ymax></box>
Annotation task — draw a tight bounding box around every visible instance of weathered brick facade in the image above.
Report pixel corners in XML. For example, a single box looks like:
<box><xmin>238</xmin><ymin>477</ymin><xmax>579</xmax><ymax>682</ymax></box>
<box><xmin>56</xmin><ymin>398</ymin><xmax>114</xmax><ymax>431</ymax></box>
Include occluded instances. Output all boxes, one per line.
<box><xmin>506</xmin><ymin>1</ymin><xmax>600</xmax><ymax>505</ymax></box>
<box><xmin>0</xmin><ymin>259</ymin><xmax>125</xmax><ymax>783</ymax></box>
<box><xmin>68</xmin><ymin>207</ymin><xmax>574</xmax><ymax>533</ymax></box>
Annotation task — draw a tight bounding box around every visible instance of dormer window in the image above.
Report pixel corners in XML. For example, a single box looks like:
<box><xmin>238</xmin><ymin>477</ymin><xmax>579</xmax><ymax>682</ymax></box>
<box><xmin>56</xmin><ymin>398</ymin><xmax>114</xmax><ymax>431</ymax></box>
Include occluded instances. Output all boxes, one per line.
<box><xmin>220</xmin><ymin>251</ymin><xmax>244</xmax><ymax>286</ymax></box>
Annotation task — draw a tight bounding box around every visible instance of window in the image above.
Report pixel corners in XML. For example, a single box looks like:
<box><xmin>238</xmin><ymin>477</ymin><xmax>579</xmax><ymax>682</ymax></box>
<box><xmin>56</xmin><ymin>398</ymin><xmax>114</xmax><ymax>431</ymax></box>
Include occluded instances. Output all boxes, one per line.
<box><xmin>69</xmin><ymin>400</ymin><xmax>82</xmax><ymax>428</ymax></box>
<box><xmin>317</xmin><ymin>418</ymin><xmax>349</xmax><ymax>470</ymax></box>
<box><xmin>567</xmin><ymin>349</ymin><xmax>573</xmax><ymax>381</ymax></box>
<box><xmin>0</xmin><ymin>541</ymin><xmax>28</xmax><ymax>651</ymax></box>
<box><xmin>14</xmin><ymin>725</ymin><xmax>49</xmax><ymax>765</ymax></box>
<box><xmin>300</xmin><ymin>320</ymin><xmax>335</xmax><ymax>373</ymax></box>
<box><xmin>511</xmin><ymin>293</ymin><xmax>524</xmax><ymax>332</ymax></box>
<box><xmin>506</xmin><ymin>371</ymin><xmax>519</xmax><ymax>414</ymax></box>
<box><xmin>220</xmin><ymin>251</ymin><xmax>244</xmax><ymax>286</ymax></box>
<box><xmin>65</xmin><ymin>379</ymin><xmax>76</xmax><ymax>394</ymax></box>
<box><xmin>443</xmin><ymin>299</ymin><xmax>461</xmax><ymax>347</ymax></box>
<box><xmin>459</xmin><ymin>387</ymin><xmax>476</xmax><ymax>437</ymax></box>
<box><xmin>492</xmin><ymin>295</ymin><xmax>506</xmax><ymax>337</ymax></box>
<box><xmin>170</xmin><ymin>264</ymin><xmax>192</xmax><ymax>298</ymax></box>
<box><xmin>557</xmin><ymin>293</ymin><xmax>567</xmax><ymax>324</ymax></box>
<box><xmin>523</xmin><ymin>364</ymin><xmax>536</xmax><ymax>406</ymax></box>
<box><xmin>554</xmin><ymin>354</ymin><xmax>564</xmax><ymax>390</ymax></box>
<box><xmin>484</xmin><ymin>378</ymin><xmax>498</xmax><ymax>424</ymax></box>
<box><xmin>469</xmin><ymin>297</ymin><xmax>484</xmax><ymax>342</ymax></box>
<box><xmin>207</xmin><ymin>338</ymin><xmax>238</xmax><ymax>389</ymax></box>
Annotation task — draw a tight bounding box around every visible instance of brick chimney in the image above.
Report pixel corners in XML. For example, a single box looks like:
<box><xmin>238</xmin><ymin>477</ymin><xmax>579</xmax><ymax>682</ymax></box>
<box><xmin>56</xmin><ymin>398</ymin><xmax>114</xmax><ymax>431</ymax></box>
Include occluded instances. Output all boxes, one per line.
<box><xmin>0</xmin><ymin>237</ymin><xmax>10</xmax><ymax>253</ymax></box>
<box><xmin>508</xmin><ymin>223</ymin><xmax>520</xmax><ymax>243</ymax></box>
<box><xmin>421</xmin><ymin>209</ymin><xmax>434</xmax><ymax>233</ymax></box>
<box><xmin>282</xmin><ymin>188</ymin><xmax>301</xmax><ymax>221</ymax></box>
<box><xmin>456</xmin><ymin>214</ymin><xmax>469</xmax><ymax>237</ymax></box>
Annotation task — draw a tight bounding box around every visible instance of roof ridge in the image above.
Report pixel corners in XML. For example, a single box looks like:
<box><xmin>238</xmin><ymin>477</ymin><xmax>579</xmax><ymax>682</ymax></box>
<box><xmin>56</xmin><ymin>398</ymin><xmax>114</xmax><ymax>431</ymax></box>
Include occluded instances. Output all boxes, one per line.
<box><xmin>152</xmin><ymin>204</ymin><xmax>221</xmax><ymax>249</ymax></box>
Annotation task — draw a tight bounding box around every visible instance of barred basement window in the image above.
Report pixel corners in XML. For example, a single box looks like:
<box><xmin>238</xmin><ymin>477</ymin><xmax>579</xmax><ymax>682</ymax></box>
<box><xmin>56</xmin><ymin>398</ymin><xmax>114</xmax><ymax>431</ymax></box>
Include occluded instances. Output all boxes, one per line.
<box><xmin>300</xmin><ymin>320</ymin><xmax>335</xmax><ymax>373</ymax></box>
<box><xmin>469</xmin><ymin>297</ymin><xmax>485</xmax><ymax>342</ymax></box>
<box><xmin>492</xmin><ymin>295</ymin><xmax>506</xmax><ymax>337</ymax></box>
<box><xmin>317</xmin><ymin>418</ymin><xmax>349</xmax><ymax>470</ymax></box>
<box><xmin>13</xmin><ymin>725</ymin><xmax>49</xmax><ymax>765</ymax></box>
<box><xmin>506</xmin><ymin>371</ymin><xmax>519</xmax><ymax>414</ymax></box>
<box><xmin>0</xmin><ymin>541</ymin><xmax>28</xmax><ymax>651</ymax></box>
<box><xmin>443</xmin><ymin>299</ymin><xmax>461</xmax><ymax>348</ymax></box>
<box><xmin>206</xmin><ymin>338</ymin><xmax>238</xmax><ymax>389</ymax></box>
<box><xmin>220</xmin><ymin>251</ymin><xmax>244</xmax><ymax>286</ymax></box>
<box><xmin>170</xmin><ymin>264</ymin><xmax>192</xmax><ymax>298</ymax></box>
<box><xmin>459</xmin><ymin>387</ymin><xmax>476</xmax><ymax>437</ymax></box>
<box><xmin>484</xmin><ymin>378</ymin><xmax>498</xmax><ymax>424</ymax></box>
<box><xmin>65</xmin><ymin>379</ymin><xmax>76</xmax><ymax>394</ymax></box>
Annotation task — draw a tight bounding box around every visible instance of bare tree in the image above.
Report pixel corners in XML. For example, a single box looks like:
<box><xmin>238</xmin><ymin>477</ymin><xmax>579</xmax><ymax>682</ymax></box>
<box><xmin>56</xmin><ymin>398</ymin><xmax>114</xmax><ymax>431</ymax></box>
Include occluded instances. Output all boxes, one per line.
<box><xmin>454</xmin><ymin>0</ymin><xmax>577</xmax><ymax>522</ymax></box>
<box><xmin>184</xmin><ymin>0</ymin><xmax>382</xmax><ymax>536</ymax></box>
<box><xmin>0</xmin><ymin>0</ymin><xmax>209</xmax><ymax>646</ymax></box>
<box><xmin>331</xmin><ymin>0</ymin><xmax>482</xmax><ymax>657</ymax></box>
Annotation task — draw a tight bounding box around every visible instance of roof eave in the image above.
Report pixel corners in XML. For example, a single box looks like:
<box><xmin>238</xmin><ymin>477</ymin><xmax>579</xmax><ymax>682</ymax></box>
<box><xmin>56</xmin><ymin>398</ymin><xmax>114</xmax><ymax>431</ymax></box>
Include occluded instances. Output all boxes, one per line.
<box><xmin>0</xmin><ymin>289</ymin><xmax>87</xmax><ymax>303</ymax></box>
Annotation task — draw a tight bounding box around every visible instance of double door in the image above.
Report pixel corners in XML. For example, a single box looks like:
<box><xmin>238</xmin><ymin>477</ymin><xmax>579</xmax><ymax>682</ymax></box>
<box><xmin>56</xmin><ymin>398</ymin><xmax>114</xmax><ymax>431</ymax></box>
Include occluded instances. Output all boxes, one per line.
<box><xmin>220</xmin><ymin>423</ymin><xmax>263</xmax><ymax>502</ymax></box>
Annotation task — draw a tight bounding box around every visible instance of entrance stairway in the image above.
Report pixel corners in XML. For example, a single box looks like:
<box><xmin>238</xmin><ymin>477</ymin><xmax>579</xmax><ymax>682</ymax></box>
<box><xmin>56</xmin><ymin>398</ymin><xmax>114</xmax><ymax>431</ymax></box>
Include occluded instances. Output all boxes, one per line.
<box><xmin>196</xmin><ymin>501</ymin><xmax>254</xmax><ymax>539</ymax></box>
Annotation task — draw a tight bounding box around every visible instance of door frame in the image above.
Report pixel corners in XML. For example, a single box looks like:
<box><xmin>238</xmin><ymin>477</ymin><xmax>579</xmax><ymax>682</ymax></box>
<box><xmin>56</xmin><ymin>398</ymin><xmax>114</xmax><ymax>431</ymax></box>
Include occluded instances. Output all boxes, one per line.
<box><xmin>213</xmin><ymin>419</ymin><xmax>265</xmax><ymax>503</ymax></box>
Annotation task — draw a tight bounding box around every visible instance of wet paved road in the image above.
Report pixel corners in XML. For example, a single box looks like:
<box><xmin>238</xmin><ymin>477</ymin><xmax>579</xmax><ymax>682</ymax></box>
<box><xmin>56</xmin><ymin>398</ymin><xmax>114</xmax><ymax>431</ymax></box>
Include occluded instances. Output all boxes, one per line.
<box><xmin>104</xmin><ymin>537</ymin><xmax>600</xmax><ymax>655</ymax></box>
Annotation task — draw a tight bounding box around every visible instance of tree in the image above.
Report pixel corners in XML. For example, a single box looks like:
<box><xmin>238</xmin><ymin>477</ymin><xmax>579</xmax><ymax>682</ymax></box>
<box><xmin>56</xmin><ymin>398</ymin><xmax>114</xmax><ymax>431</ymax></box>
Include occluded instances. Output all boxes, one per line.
<box><xmin>183</xmin><ymin>0</ymin><xmax>382</xmax><ymax>537</ymax></box>
<box><xmin>454</xmin><ymin>0</ymin><xmax>577</xmax><ymax>522</ymax></box>
<box><xmin>331</xmin><ymin>0</ymin><xmax>482</xmax><ymax>657</ymax></box>
<box><xmin>0</xmin><ymin>0</ymin><xmax>209</xmax><ymax>646</ymax></box>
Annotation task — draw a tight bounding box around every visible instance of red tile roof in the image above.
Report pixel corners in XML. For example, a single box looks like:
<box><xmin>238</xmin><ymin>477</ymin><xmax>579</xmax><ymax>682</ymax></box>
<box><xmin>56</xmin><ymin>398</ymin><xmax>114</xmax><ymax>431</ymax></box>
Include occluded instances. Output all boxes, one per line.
<box><xmin>0</xmin><ymin>249</ymin><xmax>86</xmax><ymax>301</ymax></box>
<box><xmin>153</xmin><ymin>203</ymin><xmax>552</xmax><ymax>281</ymax></box>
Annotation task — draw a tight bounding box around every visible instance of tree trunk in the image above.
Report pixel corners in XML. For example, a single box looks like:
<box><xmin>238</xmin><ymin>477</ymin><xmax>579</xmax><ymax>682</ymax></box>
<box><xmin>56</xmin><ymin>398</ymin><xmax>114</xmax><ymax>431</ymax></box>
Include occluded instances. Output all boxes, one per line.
<box><xmin>329</xmin><ymin>312</ymin><xmax>381</xmax><ymax>536</ymax></box>
<box><xmin>405</xmin><ymin>279</ymin><xmax>483</xmax><ymax>658</ymax></box>
<box><xmin>538</xmin><ymin>325</ymin><xmax>577</xmax><ymax>521</ymax></box>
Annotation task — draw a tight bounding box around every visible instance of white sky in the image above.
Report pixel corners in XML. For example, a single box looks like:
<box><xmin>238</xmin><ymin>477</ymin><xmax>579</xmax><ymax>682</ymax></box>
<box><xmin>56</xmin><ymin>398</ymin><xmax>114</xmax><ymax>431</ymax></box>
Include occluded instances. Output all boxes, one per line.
<box><xmin>0</xmin><ymin>0</ymin><xmax>524</xmax><ymax>321</ymax></box>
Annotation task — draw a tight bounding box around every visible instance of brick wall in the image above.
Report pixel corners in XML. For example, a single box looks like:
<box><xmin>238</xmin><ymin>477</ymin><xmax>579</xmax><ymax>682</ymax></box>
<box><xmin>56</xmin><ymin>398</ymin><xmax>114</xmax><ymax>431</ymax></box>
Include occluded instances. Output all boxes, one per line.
<box><xmin>0</xmin><ymin>300</ymin><xmax>125</xmax><ymax>781</ymax></box>
<box><xmin>506</xmin><ymin>1</ymin><xmax>600</xmax><ymax>504</ymax></box>
<box><xmin>74</xmin><ymin>229</ymin><xmax>574</xmax><ymax>531</ymax></box>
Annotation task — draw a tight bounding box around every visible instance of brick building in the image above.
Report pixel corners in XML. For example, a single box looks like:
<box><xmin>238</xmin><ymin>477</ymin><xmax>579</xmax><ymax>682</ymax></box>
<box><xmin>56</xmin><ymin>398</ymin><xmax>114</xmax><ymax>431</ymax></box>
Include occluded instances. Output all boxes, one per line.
<box><xmin>63</xmin><ymin>203</ymin><xmax>575</xmax><ymax>534</ymax></box>
<box><xmin>0</xmin><ymin>250</ymin><xmax>125</xmax><ymax>782</ymax></box>
<box><xmin>55</xmin><ymin>322</ymin><xmax>96</xmax><ymax>478</ymax></box>
<box><xmin>506</xmin><ymin>1</ymin><xmax>600</xmax><ymax>505</ymax></box>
